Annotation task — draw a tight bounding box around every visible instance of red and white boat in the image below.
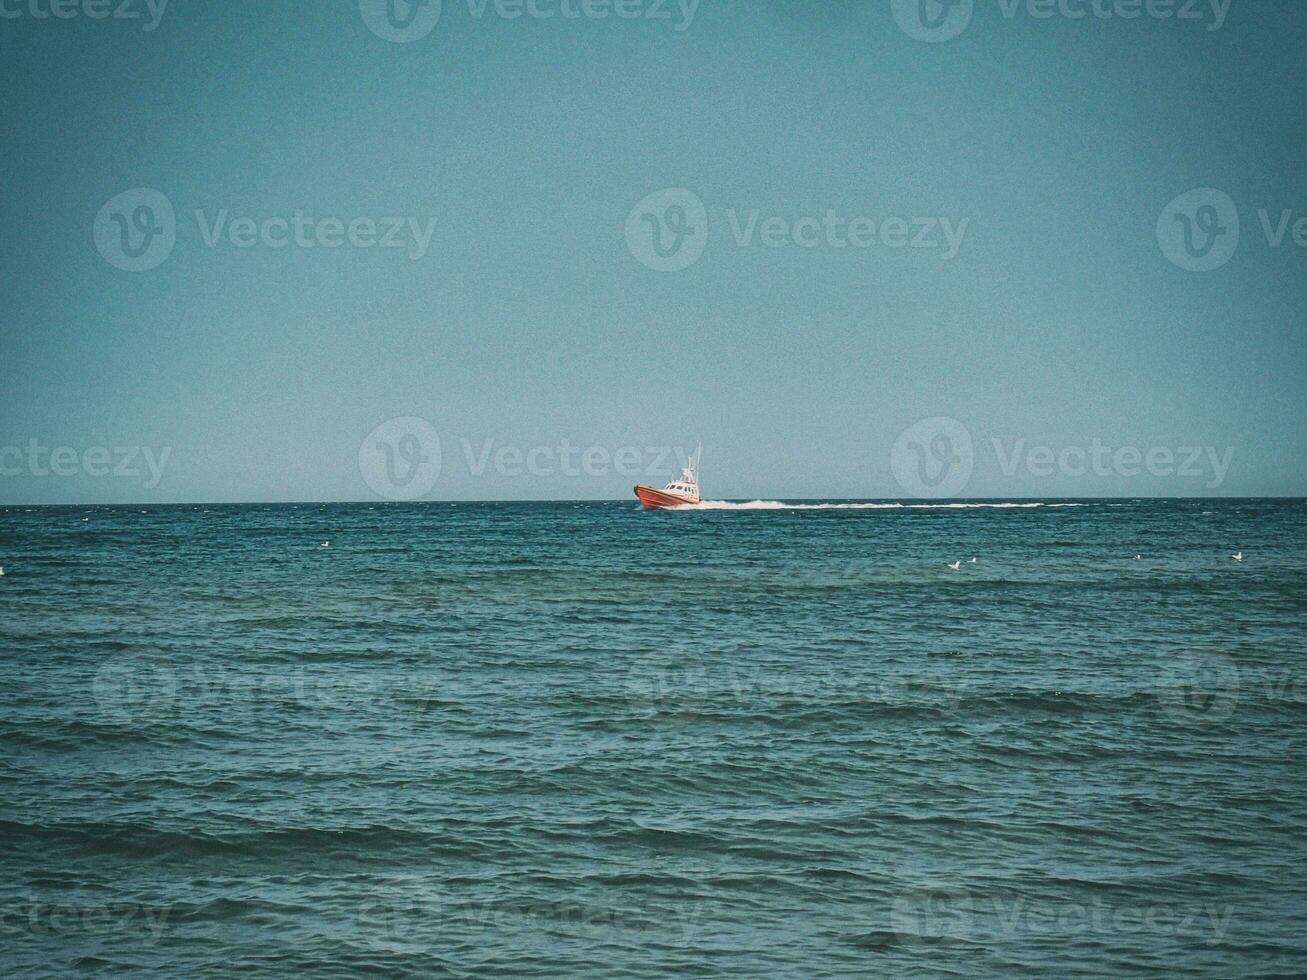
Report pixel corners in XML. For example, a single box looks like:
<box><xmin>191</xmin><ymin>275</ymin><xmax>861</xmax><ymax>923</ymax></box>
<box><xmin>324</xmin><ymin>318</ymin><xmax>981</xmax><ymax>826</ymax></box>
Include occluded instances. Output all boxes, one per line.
<box><xmin>634</xmin><ymin>449</ymin><xmax>701</xmax><ymax>510</ymax></box>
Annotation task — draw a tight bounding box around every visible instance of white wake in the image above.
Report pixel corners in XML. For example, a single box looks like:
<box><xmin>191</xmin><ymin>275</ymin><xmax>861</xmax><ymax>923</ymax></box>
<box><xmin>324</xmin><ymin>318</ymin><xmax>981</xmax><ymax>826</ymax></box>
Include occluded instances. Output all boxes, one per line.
<box><xmin>680</xmin><ymin>500</ymin><xmax>1085</xmax><ymax>511</ymax></box>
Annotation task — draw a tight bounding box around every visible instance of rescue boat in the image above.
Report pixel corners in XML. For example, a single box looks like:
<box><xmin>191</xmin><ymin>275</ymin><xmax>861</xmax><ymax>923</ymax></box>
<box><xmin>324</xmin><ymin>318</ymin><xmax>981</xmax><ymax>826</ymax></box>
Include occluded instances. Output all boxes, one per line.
<box><xmin>634</xmin><ymin>449</ymin><xmax>701</xmax><ymax>510</ymax></box>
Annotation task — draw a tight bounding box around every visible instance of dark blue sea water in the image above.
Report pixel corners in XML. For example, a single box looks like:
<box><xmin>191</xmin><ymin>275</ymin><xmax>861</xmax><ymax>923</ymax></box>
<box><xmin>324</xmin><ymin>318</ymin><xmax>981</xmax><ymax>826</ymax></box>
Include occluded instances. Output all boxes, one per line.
<box><xmin>2</xmin><ymin>498</ymin><xmax>1306</xmax><ymax>978</ymax></box>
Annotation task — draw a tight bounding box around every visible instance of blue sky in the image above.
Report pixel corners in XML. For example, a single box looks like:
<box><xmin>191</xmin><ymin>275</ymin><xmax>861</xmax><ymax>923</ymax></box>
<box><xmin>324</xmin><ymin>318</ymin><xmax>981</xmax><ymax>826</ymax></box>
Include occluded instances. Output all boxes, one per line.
<box><xmin>2</xmin><ymin>0</ymin><xmax>1304</xmax><ymax>502</ymax></box>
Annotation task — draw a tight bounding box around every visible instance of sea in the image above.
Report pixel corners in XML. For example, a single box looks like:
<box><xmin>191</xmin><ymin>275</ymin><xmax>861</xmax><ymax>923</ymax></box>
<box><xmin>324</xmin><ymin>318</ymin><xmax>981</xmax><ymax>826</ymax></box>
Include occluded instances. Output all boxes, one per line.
<box><xmin>1</xmin><ymin>498</ymin><xmax>1305</xmax><ymax>977</ymax></box>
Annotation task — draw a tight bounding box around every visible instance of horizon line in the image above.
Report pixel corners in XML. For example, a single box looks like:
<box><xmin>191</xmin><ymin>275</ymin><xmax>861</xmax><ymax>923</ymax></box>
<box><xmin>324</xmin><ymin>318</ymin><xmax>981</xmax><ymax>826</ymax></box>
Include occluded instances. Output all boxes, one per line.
<box><xmin>3</xmin><ymin>495</ymin><xmax>1305</xmax><ymax>508</ymax></box>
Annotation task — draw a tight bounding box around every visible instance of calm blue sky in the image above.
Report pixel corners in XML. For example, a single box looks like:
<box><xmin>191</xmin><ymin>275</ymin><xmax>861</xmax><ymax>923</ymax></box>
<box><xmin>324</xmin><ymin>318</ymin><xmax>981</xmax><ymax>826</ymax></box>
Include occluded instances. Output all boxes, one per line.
<box><xmin>2</xmin><ymin>0</ymin><xmax>1304</xmax><ymax>502</ymax></box>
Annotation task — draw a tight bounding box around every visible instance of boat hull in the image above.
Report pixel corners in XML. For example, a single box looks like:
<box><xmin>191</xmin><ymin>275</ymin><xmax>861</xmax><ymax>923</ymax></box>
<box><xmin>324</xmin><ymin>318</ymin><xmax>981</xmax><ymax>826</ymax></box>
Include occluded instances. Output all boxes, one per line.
<box><xmin>634</xmin><ymin>485</ymin><xmax>699</xmax><ymax>510</ymax></box>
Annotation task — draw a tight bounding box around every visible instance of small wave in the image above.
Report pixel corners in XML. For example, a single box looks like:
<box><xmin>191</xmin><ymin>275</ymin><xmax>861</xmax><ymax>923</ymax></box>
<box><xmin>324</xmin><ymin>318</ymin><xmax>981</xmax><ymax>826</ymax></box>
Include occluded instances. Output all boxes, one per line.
<box><xmin>844</xmin><ymin>930</ymin><xmax>902</xmax><ymax>950</ymax></box>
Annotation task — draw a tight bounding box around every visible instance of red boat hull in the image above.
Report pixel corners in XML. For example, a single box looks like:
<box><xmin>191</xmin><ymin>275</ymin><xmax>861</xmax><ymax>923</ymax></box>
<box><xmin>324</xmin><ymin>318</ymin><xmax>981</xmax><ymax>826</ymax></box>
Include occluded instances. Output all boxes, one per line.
<box><xmin>634</xmin><ymin>485</ymin><xmax>699</xmax><ymax>510</ymax></box>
